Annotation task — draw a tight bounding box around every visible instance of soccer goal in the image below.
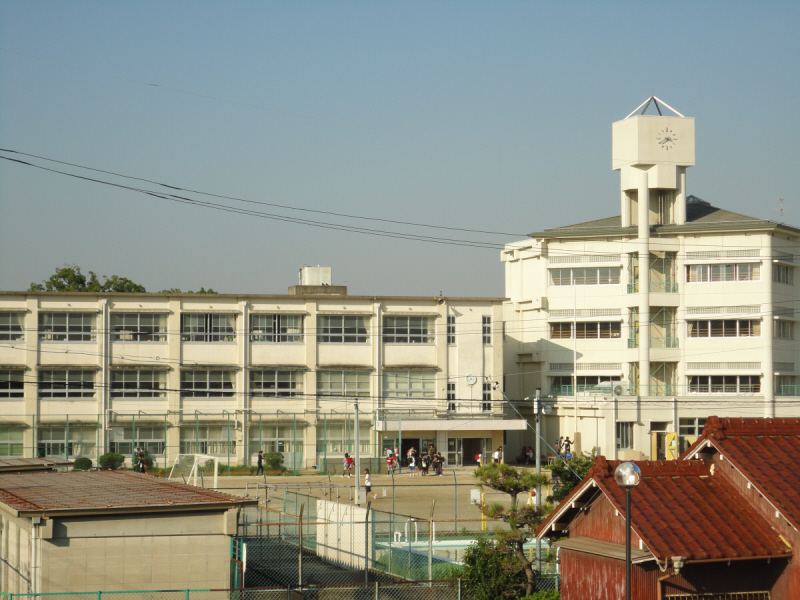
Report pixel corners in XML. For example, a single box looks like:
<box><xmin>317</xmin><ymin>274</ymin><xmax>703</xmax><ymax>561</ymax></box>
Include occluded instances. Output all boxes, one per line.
<box><xmin>168</xmin><ymin>454</ymin><xmax>219</xmax><ymax>489</ymax></box>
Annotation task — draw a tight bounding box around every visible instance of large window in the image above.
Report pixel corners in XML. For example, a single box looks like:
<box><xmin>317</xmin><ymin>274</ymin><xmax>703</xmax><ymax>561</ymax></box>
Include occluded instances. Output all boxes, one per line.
<box><xmin>38</xmin><ymin>370</ymin><xmax>95</xmax><ymax>398</ymax></box>
<box><xmin>0</xmin><ymin>426</ymin><xmax>24</xmax><ymax>457</ymax></box>
<box><xmin>383</xmin><ymin>371</ymin><xmax>436</xmax><ymax>398</ymax></box>
<box><xmin>250</xmin><ymin>314</ymin><xmax>303</xmax><ymax>343</ymax></box>
<box><xmin>616</xmin><ymin>422</ymin><xmax>634</xmax><ymax>450</ymax></box>
<box><xmin>250</xmin><ymin>423</ymin><xmax>303</xmax><ymax>454</ymax></box>
<box><xmin>382</xmin><ymin>316</ymin><xmax>435</xmax><ymax>344</ymax></box>
<box><xmin>109</xmin><ymin>425</ymin><xmax>166</xmax><ymax>455</ymax></box>
<box><xmin>551</xmin><ymin>375</ymin><xmax>621</xmax><ymax>393</ymax></box>
<box><xmin>315</xmin><ymin>422</ymin><xmax>369</xmax><ymax>454</ymax></box>
<box><xmin>549</xmin><ymin>267</ymin><xmax>621</xmax><ymax>286</ymax></box>
<box><xmin>688</xmin><ymin>375</ymin><xmax>761</xmax><ymax>394</ymax></box>
<box><xmin>111</xmin><ymin>370</ymin><xmax>166</xmax><ymax>398</ymax></box>
<box><xmin>679</xmin><ymin>417</ymin><xmax>707</xmax><ymax>453</ymax></box>
<box><xmin>0</xmin><ymin>370</ymin><xmax>24</xmax><ymax>398</ymax></box>
<box><xmin>250</xmin><ymin>370</ymin><xmax>303</xmax><ymax>397</ymax></box>
<box><xmin>687</xmin><ymin>320</ymin><xmax>761</xmax><ymax>338</ymax></box>
<box><xmin>549</xmin><ymin>322</ymin><xmax>621</xmax><ymax>339</ymax></box>
<box><xmin>38</xmin><ymin>313</ymin><xmax>96</xmax><ymax>341</ymax></box>
<box><xmin>180</xmin><ymin>370</ymin><xmax>236</xmax><ymax>397</ymax></box>
<box><xmin>316</xmin><ymin>370</ymin><xmax>370</xmax><ymax>397</ymax></box>
<box><xmin>111</xmin><ymin>313</ymin><xmax>167</xmax><ymax>342</ymax></box>
<box><xmin>775</xmin><ymin>320</ymin><xmax>795</xmax><ymax>340</ymax></box>
<box><xmin>181</xmin><ymin>314</ymin><xmax>236</xmax><ymax>342</ymax></box>
<box><xmin>0</xmin><ymin>313</ymin><xmax>24</xmax><ymax>341</ymax></box>
<box><xmin>774</xmin><ymin>265</ymin><xmax>794</xmax><ymax>285</ymax></box>
<box><xmin>317</xmin><ymin>315</ymin><xmax>369</xmax><ymax>343</ymax></box>
<box><xmin>447</xmin><ymin>316</ymin><xmax>456</xmax><ymax>345</ymax></box>
<box><xmin>37</xmin><ymin>425</ymin><xmax>97</xmax><ymax>458</ymax></box>
<box><xmin>686</xmin><ymin>263</ymin><xmax>760</xmax><ymax>283</ymax></box>
<box><xmin>180</xmin><ymin>425</ymin><xmax>235</xmax><ymax>455</ymax></box>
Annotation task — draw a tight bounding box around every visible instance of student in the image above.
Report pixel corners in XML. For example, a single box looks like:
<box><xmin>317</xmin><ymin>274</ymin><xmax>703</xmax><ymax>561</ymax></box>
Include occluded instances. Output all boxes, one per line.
<box><xmin>364</xmin><ymin>469</ymin><xmax>377</xmax><ymax>500</ymax></box>
<box><xmin>475</xmin><ymin>452</ymin><xmax>482</xmax><ymax>467</ymax></box>
<box><xmin>342</xmin><ymin>453</ymin><xmax>353</xmax><ymax>478</ymax></box>
<box><xmin>386</xmin><ymin>453</ymin><xmax>397</xmax><ymax>475</ymax></box>
<box><xmin>493</xmin><ymin>447</ymin><xmax>502</xmax><ymax>463</ymax></box>
<box><xmin>256</xmin><ymin>450</ymin><xmax>264</xmax><ymax>476</ymax></box>
<box><xmin>432</xmin><ymin>452</ymin><xmax>442</xmax><ymax>476</ymax></box>
<box><xmin>409</xmin><ymin>456</ymin><xmax>416</xmax><ymax>476</ymax></box>
<box><xmin>563</xmin><ymin>437</ymin><xmax>572</xmax><ymax>455</ymax></box>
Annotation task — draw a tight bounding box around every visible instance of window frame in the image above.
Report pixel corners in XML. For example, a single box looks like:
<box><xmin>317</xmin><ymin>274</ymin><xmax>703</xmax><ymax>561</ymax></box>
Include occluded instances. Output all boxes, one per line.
<box><xmin>615</xmin><ymin>422</ymin><xmax>634</xmax><ymax>450</ymax></box>
<box><xmin>110</xmin><ymin>370</ymin><xmax>167</xmax><ymax>398</ymax></box>
<box><xmin>774</xmin><ymin>265</ymin><xmax>794</xmax><ymax>285</ymax></box>
<box><xmin>180</xmin><ymin>313</ymin><xmax>236</xmax><ymax>343</ymax></box>
<box><xmin>775</xmin><ymin>320</ymin><xmax>795</xmax><ymax>340</ymax></box>
<box><xmin>316</xmin><ymin>370</ymin><xmax>370</xmax><ymax>397</ymax></box>
<box><xmin>686</xmin><ymin>263</ymin><xmax>761</xmax><ymax>283</ymax></box>
<box><xmin>111</xmin><ymin>313</ymin><xmax>167</xmax><ymax>342</ymax></box>
<box><xmin>382</xmin><ymin>316</ymin><xmax>435</xmax><ymax>344</ymax></box>
<box><xmin>250</xmin><ymin>314</ymin><xmax>303</xmax><ymax>343</ymax></box>
<box><xmin>687</xmin><ymin>319</ymin><xmax>761</xmax><ymax>338</ymax></box>
<box><xmin>249</xmin><ymin>369</ymin><xmax>304</xmax><ymax>397</ymax></box>
<box><xmin>382</xmin><ymin>370</ymin><xmax>436</xmax><ymax>399</ymax></box>
<box><xmin>0</xmin><ymin>370</ymin><xmax>24</xmax><ymax>399</ymax></box>
<box><xmin>687</xmin><ymin>375</ymin><xmax>761</xmax><ymax>394</ymax></box>
<box><xmin>38</xmin><ymin>370</ymin><xmax>96</xmax><ymax>399</ymax></box>
<box><xmin>38</xmin><ymin>312</ymin><xmax>96</xmax><ymax>342</ymax></box>
<box><xmin>482</xmin><ymin>316</ymin><xmax>492</xmax><ymax>345</ymax></box>
<box><xmin>180</xmin><ymin>370</ymin><xmax>236</xmax><ymax>397</ymax></box>
<box><xmin>0</xmin><ymin>313</ymin><xmax>24</xmax><ymax>341</ymax></box>
<box><xmin>447</xmin><ymin>316</ymin><xmax>456</xmax><ymax>345</ymax></box>
<box><xmin>549</xmin><ymin>267</ymin><xmax>621</xmax><ymax>287</ymax></box>
<box><xmin>317</xmin><ymin>315</ymin><xmax>370</xmax><ymax>344</ymax></box>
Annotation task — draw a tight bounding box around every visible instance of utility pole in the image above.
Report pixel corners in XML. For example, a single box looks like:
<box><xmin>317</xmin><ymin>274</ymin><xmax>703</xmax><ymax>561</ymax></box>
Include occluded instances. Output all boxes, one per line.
<box><xmin>354</xmin><ymin>398</ymin><xmax>362</xmax><ymax>504</ymax></box>
<box><xmin>534</xmin><ymin>387</ymin><xmax>542</xmax><ymax>475</ymax></box>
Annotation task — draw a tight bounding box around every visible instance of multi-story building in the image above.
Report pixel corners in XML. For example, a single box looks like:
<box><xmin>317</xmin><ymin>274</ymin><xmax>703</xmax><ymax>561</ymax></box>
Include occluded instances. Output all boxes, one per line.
<box><xmin>0</xmin><ymin>267</ymin><xmax>520</xmax><ymax>470</ymax></box>
<box><xmin>503</xmin><ymin>98</ymin><xmax>800</xmax><ymax>460</ymax></box>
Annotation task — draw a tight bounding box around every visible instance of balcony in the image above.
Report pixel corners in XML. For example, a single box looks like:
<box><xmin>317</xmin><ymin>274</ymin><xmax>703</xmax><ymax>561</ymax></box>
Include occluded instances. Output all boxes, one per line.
<box><xmin>626</xmin><ymin>282</ymin><xmax>678</xmax><ymax>294</ymax></box>
<box><xmin>627</xmin><ymin>337</ymin><xmax>679</xmax><ymax>349</ymax></box>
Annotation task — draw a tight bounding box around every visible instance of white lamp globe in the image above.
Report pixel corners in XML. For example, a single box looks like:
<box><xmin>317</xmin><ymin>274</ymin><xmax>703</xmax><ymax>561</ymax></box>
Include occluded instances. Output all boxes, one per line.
<box><xmin>614</xmin><ymin>462</ymin><xmax>641</xmax><ymax>489</ymax></box>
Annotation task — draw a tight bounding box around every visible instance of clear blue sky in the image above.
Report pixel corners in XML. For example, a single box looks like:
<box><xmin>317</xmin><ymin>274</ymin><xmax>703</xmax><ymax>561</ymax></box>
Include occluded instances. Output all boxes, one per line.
<box><xmin>1</xmin><ymin>1</ymin><xmax>798</xmax><ymax>296</ymax></box>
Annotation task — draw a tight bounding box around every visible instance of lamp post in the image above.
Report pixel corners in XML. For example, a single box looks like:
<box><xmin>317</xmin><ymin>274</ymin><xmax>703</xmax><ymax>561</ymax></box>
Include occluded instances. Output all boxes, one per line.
<box><xmin>614</xmin><ymin>462</ymin><xmax>641</xmax><ymax>600</ymax></box>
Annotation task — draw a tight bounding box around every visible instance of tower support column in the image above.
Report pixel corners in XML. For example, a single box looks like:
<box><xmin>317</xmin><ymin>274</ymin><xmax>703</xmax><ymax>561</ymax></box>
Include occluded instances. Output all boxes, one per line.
<box><xmin>638</xmin><ymin>169</ymin><xmax>650</xmax><ymax>396</ymax></box>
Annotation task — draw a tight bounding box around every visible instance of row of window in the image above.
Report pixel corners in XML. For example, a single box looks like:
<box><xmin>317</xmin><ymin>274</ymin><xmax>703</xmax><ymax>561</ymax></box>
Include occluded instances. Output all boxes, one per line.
<box><xmin>0</xmin><ymin>313</ymin><xmax>491</xmax><ymax>345</ymax></box>
<box><xmin>547</xmin><ymin>319</ymin><xmax>794</xmax><ymax>341</ymax></box>
<box><xmin>1</xmin><ymin>368</ymin><xmax>455</xmax><ymax>399</ymax></box>
<box><xmin>550</xmin><ymin>375</ymin><xmax>762</xmax><ymax>394</ymax></box>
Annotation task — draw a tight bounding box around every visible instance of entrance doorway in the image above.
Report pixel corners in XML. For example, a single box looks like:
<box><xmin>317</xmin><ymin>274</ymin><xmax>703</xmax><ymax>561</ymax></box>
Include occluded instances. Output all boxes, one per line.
<box><xmin>447</xmin><ymin>437</ymin><xmax>493</xmax><ymax>466</ymax></box>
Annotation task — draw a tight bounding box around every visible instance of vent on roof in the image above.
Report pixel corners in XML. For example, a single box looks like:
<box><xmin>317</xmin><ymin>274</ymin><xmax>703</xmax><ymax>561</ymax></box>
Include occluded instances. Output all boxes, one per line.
<box><xmin>686</xmin><ymin>195</ymin><xmax>709</xmax><ymax>205</ymax></box>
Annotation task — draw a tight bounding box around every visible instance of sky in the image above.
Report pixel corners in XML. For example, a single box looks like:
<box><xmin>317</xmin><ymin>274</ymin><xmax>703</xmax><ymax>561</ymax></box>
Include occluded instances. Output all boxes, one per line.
<box><xmin>1</xmin><ymin>1</ymin><xmax>798</xmax><ymax>297</ymax></box>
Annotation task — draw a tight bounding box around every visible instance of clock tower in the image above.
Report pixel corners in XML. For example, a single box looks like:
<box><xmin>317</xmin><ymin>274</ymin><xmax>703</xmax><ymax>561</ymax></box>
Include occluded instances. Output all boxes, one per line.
<box><xmin>612</xmin><ymin>96</ymin><xmax>695</xmax><ymax>227</ymax></box>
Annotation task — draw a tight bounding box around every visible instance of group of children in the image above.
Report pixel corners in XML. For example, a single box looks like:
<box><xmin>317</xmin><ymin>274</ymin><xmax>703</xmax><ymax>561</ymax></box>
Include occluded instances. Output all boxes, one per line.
<box><xmin>407</xmin><ymin>451</ymin><xmax>444</xmax><ymax>477</ymax></box>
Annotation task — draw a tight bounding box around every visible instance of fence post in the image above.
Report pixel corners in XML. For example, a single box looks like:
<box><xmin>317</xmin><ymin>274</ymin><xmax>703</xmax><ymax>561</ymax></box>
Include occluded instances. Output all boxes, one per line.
<box><xmin>452</xmin><ymin>470</ymin><xmax>458</xmax><ymax>534</ymax></box>
<box><xmin>374</xmin><ymin>581</ymin><xmax>379</xmax><ymax>600</ymax></box>
<box><xmin>364</xmin><ymin>501</ymin><xmax>371</xmax><ymax>583</ymax></box>
<box><xmin>98</xmin><ymin>591</ymin><xmax>102</xmax><ymax>600</ymax></box>
<box><xmin>185</xmin><ymin>589</ymin><xmax>189</xmax><ymax>600</ymax></box>
<box><xmin>458</xmin><ymin>578</ymin><xmax>462</xmax><ymax>600</ymax></box>
<box><xmin>428</xmin><ymin>500</ymin><xmax>435</xmax><ymax>586</ymax></box>
<box><xmin>298</xmin><ymin>503</ymin><xmax>304</xmax><ymax>587</ymax></box>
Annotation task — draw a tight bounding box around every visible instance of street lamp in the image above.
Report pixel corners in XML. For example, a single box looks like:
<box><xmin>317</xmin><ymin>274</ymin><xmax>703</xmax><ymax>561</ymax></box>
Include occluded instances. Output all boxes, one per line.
<box><xmin>614</xmin><ymin>462</ymin><xmax>641</xmax><ymax>600</ymax></box>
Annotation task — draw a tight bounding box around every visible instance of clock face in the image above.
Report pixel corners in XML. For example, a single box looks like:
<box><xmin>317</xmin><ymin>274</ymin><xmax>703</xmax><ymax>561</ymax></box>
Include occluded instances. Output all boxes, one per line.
<box><xmin>656</xmin><ymin>127</ymin><xmax>678</xmax><ymax>150</ymax></box>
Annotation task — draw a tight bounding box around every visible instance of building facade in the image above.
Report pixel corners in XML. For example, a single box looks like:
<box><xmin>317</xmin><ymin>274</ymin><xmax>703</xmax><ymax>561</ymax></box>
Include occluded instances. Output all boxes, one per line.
<box><xmin>0</xmin><ymin>269</ymin><xmax>521</xmax><ymax>470</ymax></box>
<box><xmin>503</xmin><ymin>99</ymin><xmax>800</xmax><ymax>460</ymax></box>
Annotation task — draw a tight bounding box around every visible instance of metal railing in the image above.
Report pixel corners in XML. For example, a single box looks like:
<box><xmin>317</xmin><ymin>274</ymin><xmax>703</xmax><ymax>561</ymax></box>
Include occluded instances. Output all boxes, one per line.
<box><xmin>626</xmin><ymin>281</ymin><xmax>678</xmax><ymax>293</ymax></box>
<box><xmin>627</xmin><ymin>337</ymin><xmax>679</xmax><ymax>348</ymax></box>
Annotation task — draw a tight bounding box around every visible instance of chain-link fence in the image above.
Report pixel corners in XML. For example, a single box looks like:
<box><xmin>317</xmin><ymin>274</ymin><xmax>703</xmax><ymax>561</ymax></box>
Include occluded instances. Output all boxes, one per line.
<box><xmin>234</xmin><ymin>492</ymin><xmax>559</xmax><ymax>590</ymax></box>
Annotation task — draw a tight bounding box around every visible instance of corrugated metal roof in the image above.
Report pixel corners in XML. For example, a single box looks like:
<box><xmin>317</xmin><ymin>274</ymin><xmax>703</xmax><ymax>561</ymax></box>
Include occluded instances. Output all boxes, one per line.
<box><xmin>553</xmin><ymin>537</ymin><xmax>653</xmax><ymax>563</ymax></box>
<box><xmin>0</xmin><ymin>457</ymin><xmax>74</xmax><ymax>472</ymax></box>
<box><xmin>0</xmin><ymin>470</ymin><xmax>256</xmax><ymax>515</ymax></box>
<box><xmin>684</xmin><ymin>416</ymin><xmax>800</xmax><ymax>534</ymax></box>
<box><xmin>537</xmin><ymin>457</ymin><xmax>792</xmax><ymax>563</ymax></box>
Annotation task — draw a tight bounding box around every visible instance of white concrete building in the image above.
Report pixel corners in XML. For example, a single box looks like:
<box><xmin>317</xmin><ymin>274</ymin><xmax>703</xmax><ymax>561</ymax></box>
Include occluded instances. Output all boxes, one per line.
<box><xmin>0</xmin><ymin>267</ymin><xmax>522</xmax><ymax>471</ymax></box>
<box><xmin>503</xmin><ymin>97</ymin><xmax>800</xmax><ymax>461</ymax></box>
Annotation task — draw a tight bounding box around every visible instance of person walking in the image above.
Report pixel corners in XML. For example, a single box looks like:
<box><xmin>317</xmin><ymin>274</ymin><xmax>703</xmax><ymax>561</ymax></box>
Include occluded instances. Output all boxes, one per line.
<box><xmin>256</xmin><ymin>450</ymin><xmax>264</xmax><ymax>476</ymax></box>
<box><xmin>343</xmin><ymin>453</ymin><xmax>354</xmax><ymax>478</ymax></box>
<box><xmin>493</xmin><ymin>447</ymin><xmax>502</xmax><ymax>464</ymax></box>
<box><xmin>138</xmin><ymin>453</ymin><xmax>147</xmax><ymax>475</ymax></box>
<box><xmin>364</xmin><ymin>469</ymin><xmax>377</xmax><ymax>500</ymax></box>
<box><xmin>408</xmin><ymin>455</ymin><xmax>416</xmax><ymax>476</ymax></box>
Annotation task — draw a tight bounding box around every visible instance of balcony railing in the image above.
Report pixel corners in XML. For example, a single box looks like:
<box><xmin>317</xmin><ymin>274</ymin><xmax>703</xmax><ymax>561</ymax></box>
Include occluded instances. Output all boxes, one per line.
<box><xmin>626</xmin><ymin>281</ymin><xmax>678</xmax><ymax>294</ymax></box>
<box><xmin>550</xmin><ymin>383</ymin><xmax>763</xmax><ymax>397</ymax></box>
<box><xmin>627</xmin><ymin>337</ymin><xmax>679</xmax><ymax>349</ymax></box>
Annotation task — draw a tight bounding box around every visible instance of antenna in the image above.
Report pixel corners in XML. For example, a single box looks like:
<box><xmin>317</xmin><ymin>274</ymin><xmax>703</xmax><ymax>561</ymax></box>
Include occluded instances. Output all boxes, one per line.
<box><xmin>779</xmin><ymin>198</ymin><xmax>785</xmax><ymax>223</ymax></box>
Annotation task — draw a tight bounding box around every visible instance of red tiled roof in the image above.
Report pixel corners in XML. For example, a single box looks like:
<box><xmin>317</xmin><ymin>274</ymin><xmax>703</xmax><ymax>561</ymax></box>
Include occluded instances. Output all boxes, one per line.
<box><xmin>537</xmin><ymin>457</ymin><xmax>791</xmax><ymax>563</ymax></box>
<box><xmin>0</xmin><ymin>470</ymin><xmax>256</xmax><ymax>515</ymax></box>
<box><xmin>683</xmin><ymin>416</ymin><xmax>800</xmax><ymax>532</ymax></box>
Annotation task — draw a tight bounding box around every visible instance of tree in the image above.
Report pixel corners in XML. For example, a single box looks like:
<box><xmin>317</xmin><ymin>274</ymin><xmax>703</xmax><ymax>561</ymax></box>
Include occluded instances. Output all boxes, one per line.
<box><xmin>462</xmin><ymin>537</ymin><xmax>527</xmax><ymax>600</ymax></box>
<box><xmin>29</xmin><ymin>265</ymin><xmax>146</xmax><ymax>293</ymax></box>
<box><xmin>474</xmin><ymin>463</ymin><xmax>552</xmax><ymax>597</ymax></box>
<box><xmin>98</xmin><ymin>452</ymin><xmax>125</xmax><ymax>470</ymax></box>
<box><xmin>547</xmin><ymin>449</ymin><xmax>596</xmax><ymax>503</ymax></box>
<box><xmin>157</xmin><ymin>287</ymin><xmax>218</xmax><ymax>294</ymax></box>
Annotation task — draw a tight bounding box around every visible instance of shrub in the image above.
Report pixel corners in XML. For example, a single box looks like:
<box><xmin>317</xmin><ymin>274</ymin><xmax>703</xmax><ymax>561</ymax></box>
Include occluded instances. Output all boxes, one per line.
<box><xmin>264</xmin><ymin>452</ymin><xmax>285</xmax><ymax>471</ymax></box>
<box><xmin>98</xmin><ymin>452</ymin><xmax>125</xmax><ymax>470</ymax></box>
<box><xmin>461</xmin><ymin>537</ymin><xmax>527</xmax><ymax>600</ymax></box>
<box><xmin>73</xmin><ymin>457</ymin><xmax>92</xmax><ymax>471</ymax></box>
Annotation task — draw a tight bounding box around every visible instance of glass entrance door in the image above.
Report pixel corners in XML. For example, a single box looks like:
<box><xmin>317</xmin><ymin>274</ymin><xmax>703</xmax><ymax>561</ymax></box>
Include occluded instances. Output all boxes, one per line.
<box><xmin>447</xmin><ymin>438</ymin><xmax>462</xmax><ymax>467</ymax></box>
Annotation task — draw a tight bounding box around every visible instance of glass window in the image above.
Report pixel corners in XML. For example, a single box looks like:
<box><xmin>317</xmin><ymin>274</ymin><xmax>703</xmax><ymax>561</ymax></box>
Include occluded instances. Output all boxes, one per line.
<box><xmin>775</xmin><ymin>320</ymin><xmax>795</xmax><ymax>340</ymax></box>
<box><xmin>447</xmin><ymin>316</ymin><xmax>456</xmax><ymax>345</ymax></box>
<box><xmin>550</xmin><ymin>268</ymin><xmax>620</xmax><ymax>286</ymax></box>
<box><xmin>447</xmin><ymin>382</ymin><xmax>456</xmax><ymax>411</ymax></box>
<box><xmin>38</xmin><ymin>313</ymin><xmax>96</xmax><ymax>341</ymax></box>
<box><xmin>688</xmin><ymin>375</ymin><xmax>760</xmax><ymax>394</ymax></box>
<box><xmin>0</xmin><ymin>313</ymin><xmax>24</xmax><ymax>341</ymax></box>
<box><xmin>616</xmin><ymin>422</ymin><xmax>634</xmax><ymax>450</ymax></box>
<box><xmin>316</xmin><ymin>370</ymin><xmax>370</xmax><ymax>397</ymax></box>
<box><xmin>482</xmin><ymin>382</ymin><xmax>492</xmax><ymax>412</ymax></box>
<box><xmin>678</xmin><ymin>417</ymin><xmax>707</xmax><ymax>453</ymax></box>
<box><xmin>180</xmin><ymin>425</ymin><xmax>235</xmax><ymax>455</ymax></box>
<box><xmin>250</xmin><ymin>423</ymin><xmax>305</xmax><ymax>454</ymax></box>
<box><xmin>0</xmin><ymin>426</ymin><xmax>24</xmax><ymax>457</ymax></box>
<box><xmin>38</xmin><ymin>370</ymin><xmax>95</xmax><ymax>398</ymax></box>
<box><xmin>550</xmin><ymin>322</ymin><xmax>572</xmax><ymax>339</ymax></box>
<box><xmin>383</xmin><ymin>371</ymin><xmax>436</xmax><ymax>398</ymax></box>
<box><xmin>314</xmin><ymin>422</ymin><xmax>369</xmax><ymax>454</ymax></box>
<box><xmin>317</xmin><ymin>315</ymin><xmax>369</xmax><ymax>343</ymax></box>
<box><xmin>111</xmin><ymin>313</ymin><xmax>167</xmax><ymax>342</ymax></box>
<box><xmin>111</xmin><ymin>370</ymin><xmax>166</xmax><ymax>398</ymax></box>
<box><xmin>382</xmin><ymin>316</ymin><xmax>435</xmax><ymax>344</ymax></box>
<box><xmin>250</xmin><ymin>314</ymin><xmax>303</xmax><ymax>343</ymax></box>
<box><xmin>180</xmin><ymin>370</ymin><xmax>236</xmax><ymax>397</ymax></box>
<box><xmin>482</xmin><ymin>316</ymin><xmax>492</xmax><ymax>345</ymax></box>
<box><xmin>249</xmin><ymin>370</ymin><xmax>303</xmax><ymax>397</ymax></box>
<box><xmin>109</xmin><ymin>425</ymin><xmax>166</xmax><ymax>455</ymax></box>
<box><xmin>181</xmin><ymin>314</ymin><xmax>236</xmax><ymax>342</ymax></box>
<box><xmin>687</xmin><ymin>263</ymin><xmax>760</xmax><ymax>283</ymax></box>
<box><xmin>0</xmin><ymin>370</ymin><xmax>24</xmax><ymax>398</ymax></box>
<box><xmin>774</xmin><ymin>265</ymin><xmax>794</xmax><ymax>285</ymax></box>
<box><xmin>38</xmin><ymin>425</ymin><xmax>97</xmax><ymax>458</ymax></box>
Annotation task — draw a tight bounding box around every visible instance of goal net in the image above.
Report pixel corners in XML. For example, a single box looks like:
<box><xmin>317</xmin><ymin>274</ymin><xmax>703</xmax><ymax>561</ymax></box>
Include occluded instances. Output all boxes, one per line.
<box><xmin>168</xmin><ymin>454</ymin><xmax>219</xmax><ymax>489</ymax></box>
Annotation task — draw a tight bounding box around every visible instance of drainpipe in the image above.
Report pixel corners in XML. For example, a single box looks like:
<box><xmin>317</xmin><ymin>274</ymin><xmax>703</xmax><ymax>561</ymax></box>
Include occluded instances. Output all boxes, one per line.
<box><xmin>101</xmin><ymin>299</ymin><xmax>109</xmax><ymax>457</ymax></box>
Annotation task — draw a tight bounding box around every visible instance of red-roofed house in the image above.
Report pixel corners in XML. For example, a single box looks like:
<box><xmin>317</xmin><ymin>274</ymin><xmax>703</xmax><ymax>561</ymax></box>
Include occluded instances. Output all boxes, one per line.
<box><xmin>536</xmin><ymin>445</ymin><xmax>794</xmax><ymax>599</ymax></box>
